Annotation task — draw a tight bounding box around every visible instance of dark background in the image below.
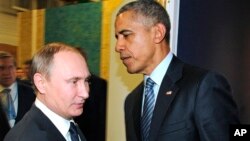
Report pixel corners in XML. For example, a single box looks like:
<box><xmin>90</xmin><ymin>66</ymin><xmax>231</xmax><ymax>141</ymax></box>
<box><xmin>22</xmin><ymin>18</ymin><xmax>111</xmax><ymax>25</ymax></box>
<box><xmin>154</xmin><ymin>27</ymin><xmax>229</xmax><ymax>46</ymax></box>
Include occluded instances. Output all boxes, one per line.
<box><xmin>177</xmin><ymin>0</ymin><xmax>250</xmax><ymax>123</ymax></box>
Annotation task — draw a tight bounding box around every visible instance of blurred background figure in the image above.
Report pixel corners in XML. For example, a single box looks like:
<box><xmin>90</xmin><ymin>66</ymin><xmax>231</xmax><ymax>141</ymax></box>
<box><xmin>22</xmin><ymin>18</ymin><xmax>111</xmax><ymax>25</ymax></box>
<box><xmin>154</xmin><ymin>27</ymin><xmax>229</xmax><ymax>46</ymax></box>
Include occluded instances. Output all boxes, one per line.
<box><xmin>0</xmin><ymin>51</ymin><xmax>35</xmax><ymax>141</ymax></box>
<box><xmin>15</xmin><ymin>67</ymin><xmax>25</xmax><ymax>81</ymax></box>
<box><xmin>20</xmin><ymin>59</ymin><xmax>33</xmax><ymax>86</ymax></box>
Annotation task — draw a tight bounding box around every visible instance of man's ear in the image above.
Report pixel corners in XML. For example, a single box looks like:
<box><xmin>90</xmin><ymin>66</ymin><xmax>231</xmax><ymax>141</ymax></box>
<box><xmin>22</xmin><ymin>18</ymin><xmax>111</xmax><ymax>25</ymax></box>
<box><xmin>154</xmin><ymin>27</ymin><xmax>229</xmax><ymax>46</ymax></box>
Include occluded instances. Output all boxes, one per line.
<box><xmin>33</xmin><ymin>73</ymin><xmax>46</xmax><ymax>94</ymax></box>
<box><xmin>153</xmin><ymin>23</ymin><xmax>166</xmax><ymax>43</ymax></box>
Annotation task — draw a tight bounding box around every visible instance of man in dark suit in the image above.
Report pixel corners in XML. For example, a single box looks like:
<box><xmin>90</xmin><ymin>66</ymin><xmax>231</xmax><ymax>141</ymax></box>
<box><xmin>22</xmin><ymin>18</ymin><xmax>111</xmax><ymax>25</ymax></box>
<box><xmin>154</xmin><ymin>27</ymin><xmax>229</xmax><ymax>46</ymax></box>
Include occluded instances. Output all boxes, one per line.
<box><xmin>0</xmin><ymin>103</ymin><xmax>9</xmax><ymax>140</ymax></box>
<box><xmin>114</xmin><ymin>1</ymin><xmax>239</xmax><ymax>141</ymax></box>
<box><xmin>4</xmin><ymin>42</ymin><xmax>89</xmax><ymax>141</ymax></box>
<box><xmin>0</xmin><ymin>51</ymin><xmax>35</xmax><ymax>141</ymax></box>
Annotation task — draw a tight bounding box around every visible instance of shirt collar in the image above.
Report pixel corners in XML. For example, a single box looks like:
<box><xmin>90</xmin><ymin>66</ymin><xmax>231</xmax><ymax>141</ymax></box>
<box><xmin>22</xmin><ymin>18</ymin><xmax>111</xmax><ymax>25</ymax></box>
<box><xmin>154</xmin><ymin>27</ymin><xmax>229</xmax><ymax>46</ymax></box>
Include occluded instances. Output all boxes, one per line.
<box><xmin>0</xmin><ymin>81</ymin><xmax>17</xmax><ymax>91</ymax></box>
<box><xmin>0</xmin><ymin>81</ymin><xmax>17</xmax><ymax>98</ymax></box>
<box><xmin>144</xmin><ymin>52</ymin><xmax>173</xmax><ymax>85</ymax></box>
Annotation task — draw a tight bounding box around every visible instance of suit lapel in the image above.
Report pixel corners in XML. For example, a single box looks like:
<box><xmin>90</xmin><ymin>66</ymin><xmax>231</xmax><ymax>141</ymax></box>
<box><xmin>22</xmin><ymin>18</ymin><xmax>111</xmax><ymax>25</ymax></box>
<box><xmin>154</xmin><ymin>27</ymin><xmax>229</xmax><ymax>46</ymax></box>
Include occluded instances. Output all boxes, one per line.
<box><xmin>31</xmin><ymin>106</ymin><xmax>67</xmax><ymax>141</ymax></box>
<box><xmin>76</xmin><ymin>123</ymin><xmax>87</xmax><ymax>141</ymax></box>
<box><xmin>149</xmin><ymin>56</ymin><xmax>183</xmax><ymax>141</ymax></box>
<box><xmin>0</xmin><ymin>100</ymin><xmax>10</xmax><ymax>137</ymax></box>
<box><xmin>15</xmin><ymin>83</ymin><xmax>23</xmax><ymax>122</ymax></box>
<box><xmin>15</xmin><ymin>82</ymin><xmax>35</xmax><ymax>123</ymax></box>
<box><xmin>132</xmin><ymin>83</ymin><xmax>144</xmax><ymax>141</ymax></box>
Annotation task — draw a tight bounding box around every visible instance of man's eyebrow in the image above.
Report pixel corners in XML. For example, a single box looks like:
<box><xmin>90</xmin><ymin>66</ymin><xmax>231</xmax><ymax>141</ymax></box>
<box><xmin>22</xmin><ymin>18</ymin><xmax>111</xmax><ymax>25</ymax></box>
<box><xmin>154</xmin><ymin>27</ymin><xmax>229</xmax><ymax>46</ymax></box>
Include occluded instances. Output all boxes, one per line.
<box><xmin>118</xmin><ymin>29</ymin><xmax>131</xmax><ymax>35</ymax></box>
<box><xmin>65</xmin><ymin>76</ymin><xmax>81</xmax><ymax>81</ymax></box>
<box><xmin>115</xmin><ymin>29</ymin><xmax>132</xmax><ymax>39</ymax></box>
<box><xmin>66</xmin><ymin>75</ymin><xmax>91</xmax><ymax>81</ymax></box>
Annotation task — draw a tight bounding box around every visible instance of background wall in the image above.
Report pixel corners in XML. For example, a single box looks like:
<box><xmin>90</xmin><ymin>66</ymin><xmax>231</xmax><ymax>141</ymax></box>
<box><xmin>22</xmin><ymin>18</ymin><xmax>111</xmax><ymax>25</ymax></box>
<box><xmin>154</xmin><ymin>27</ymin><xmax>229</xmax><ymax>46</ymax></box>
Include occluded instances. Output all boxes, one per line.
<box><xmin>45</xmin><ymin>2</ymin><xmax>102</xmax><ymax>75</ymax></box>
<box><xmin>107</xmin><ymin>0</ymin><xmax>142</xmax><ymax>137</ymax></box>
<box><xmin>0</xmin><ymin>12</ymin><xmax>18</xmax><ymax>62</ymax></box>
<box><xmin>0</xmin><ymin>13</ymin><xmax>18</xmax><ymax>46</ymax></box>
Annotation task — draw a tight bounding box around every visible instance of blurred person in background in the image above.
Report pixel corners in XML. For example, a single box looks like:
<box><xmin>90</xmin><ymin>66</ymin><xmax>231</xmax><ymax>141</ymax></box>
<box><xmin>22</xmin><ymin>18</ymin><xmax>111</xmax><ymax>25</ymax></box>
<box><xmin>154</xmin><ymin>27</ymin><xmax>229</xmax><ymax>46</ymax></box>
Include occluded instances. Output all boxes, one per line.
<box><xmin>0</xmin><ymin>51</ymin><xmax>35</xmax><ymax>140</ymax></box>
<box><xmin>15</xmin><ymin>67</ymin><xmax>25</xmax><ymax>81</ymax></box>
<box><xmin>21</xmin><ymin>59</ymin><xmax>33</xmax><ymax>86</ymax></box>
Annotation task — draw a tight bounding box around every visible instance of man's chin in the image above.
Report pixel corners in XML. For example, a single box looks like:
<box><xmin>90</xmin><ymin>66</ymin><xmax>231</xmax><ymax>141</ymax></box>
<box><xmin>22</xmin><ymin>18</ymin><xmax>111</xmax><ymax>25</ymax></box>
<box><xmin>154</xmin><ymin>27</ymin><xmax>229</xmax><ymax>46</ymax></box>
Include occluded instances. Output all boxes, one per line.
<box><xmin>127</xmin><ymin>68</ymin><xmax>137</xmax><ymax>74</ymax></box>
<box><xmin>72</xmin><ymin>110</ymin><xmax>83</xmax><ymax>118</ymax></box>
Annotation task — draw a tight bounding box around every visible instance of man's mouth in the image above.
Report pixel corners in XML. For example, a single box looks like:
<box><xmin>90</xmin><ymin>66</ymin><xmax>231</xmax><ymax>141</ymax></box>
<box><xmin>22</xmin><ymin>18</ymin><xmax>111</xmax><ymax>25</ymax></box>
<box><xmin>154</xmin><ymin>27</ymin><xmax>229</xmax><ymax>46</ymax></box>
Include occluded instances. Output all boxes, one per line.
<box><xmin>120</xmin><ymin>54</ymin><xmax>131</xmax><ymax>60</ymax></box>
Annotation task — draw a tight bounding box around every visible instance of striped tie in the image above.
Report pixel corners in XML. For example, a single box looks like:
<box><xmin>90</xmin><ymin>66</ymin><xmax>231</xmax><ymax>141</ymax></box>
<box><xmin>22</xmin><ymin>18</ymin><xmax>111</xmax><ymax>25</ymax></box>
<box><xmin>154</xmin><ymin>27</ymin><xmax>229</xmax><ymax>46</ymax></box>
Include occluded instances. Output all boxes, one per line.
<box><xmin>141</xmin><ymin>78</ymin><xmax>155</xmax><ymax>141</ymax></box>
<box><xmin>0</xmin><ymin>88</ymin><xmax>16</xmax><ymax>120</ymax></box>
<box><xmin>69</xmin><ymin>122</ymin><xmax>80</xmax><ymax>141</ymax></box>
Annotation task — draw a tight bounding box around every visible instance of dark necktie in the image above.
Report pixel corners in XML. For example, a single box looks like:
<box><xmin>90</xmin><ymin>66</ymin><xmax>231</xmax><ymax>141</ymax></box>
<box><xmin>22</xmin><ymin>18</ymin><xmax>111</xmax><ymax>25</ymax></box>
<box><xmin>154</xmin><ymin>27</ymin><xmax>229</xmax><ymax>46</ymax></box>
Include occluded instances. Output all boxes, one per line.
<box><xmin>141</xmin><ymin>78</ymin><xmax>155</xmax><ymax>141</ymax></box>
<box><xmin>69</xmin><ymin>122</ymin><xmax>80</xmax><ymax>141</ymax></box>
<box><xmin>0</xmin><ymin>88</ymin><xmax>16</xmax><ymax>120</ymax></box>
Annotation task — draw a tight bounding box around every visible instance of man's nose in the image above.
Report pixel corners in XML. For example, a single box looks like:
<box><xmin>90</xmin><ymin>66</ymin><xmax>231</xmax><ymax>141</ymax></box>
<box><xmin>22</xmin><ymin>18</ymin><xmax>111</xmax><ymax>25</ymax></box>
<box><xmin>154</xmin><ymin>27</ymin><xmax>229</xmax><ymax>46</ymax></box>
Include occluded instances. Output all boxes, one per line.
<box><xmin>78</xmin><ymin>82</ymin><xmax>89</xmax><ymax>99</ymax></box>
<box><xmin>115</xmin><ymin>38</ymin><xmax>126</xmax><ymax>53</ymax></box>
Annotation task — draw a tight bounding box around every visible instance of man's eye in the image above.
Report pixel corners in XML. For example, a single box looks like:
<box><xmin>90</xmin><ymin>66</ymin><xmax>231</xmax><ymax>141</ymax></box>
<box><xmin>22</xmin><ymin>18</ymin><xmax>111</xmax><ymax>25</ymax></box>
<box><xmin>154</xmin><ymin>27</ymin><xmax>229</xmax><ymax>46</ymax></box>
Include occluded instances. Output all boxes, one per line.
<box><xmin>85</xmin><ymin>77</ymin><xmax>91</xmax><ymax>85</ymax></box>
<box><xmin>123</xmin><ymin>34</ymin><xmax>129</xmax><ymax>37</ymax></box>
<box><xmin>123</xmin><ymin>33</ymin><xmax>130</xmax><ymax>38</ymax></box>
<box><xmin>85</xmin><ymin>79</ymin><xmax>90</xmax><ymax>83</ymax></box>
<box><xmin>72</xmin><ymin>80</ymin><xmax>77</xmax><ymax>84</ymax></box>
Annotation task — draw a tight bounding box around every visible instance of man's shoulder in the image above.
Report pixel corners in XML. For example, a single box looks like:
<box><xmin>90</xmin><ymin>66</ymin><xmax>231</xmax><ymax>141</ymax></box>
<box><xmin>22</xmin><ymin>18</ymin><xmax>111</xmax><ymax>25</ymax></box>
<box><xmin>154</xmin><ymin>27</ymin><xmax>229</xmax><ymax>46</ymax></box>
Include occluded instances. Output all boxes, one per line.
<box><xmin>174</xmin><ymin>56</ymin><xmax>225</xmax><ymax>77</ymax></box>
<box><xmin>182</xmin><ymin>63</ymin><xmax>227</xmax><ymax>83</ymax></box>
<box><xmin>4</xmin><ymin>109</ymin><xmax>38</xmax><ymax>141</ymax></box>
<box><xmin>125</xmin><ymin>81</ymin><xmax>144</xmax><ymax>103</ymax></box>
<box><xmin>4</xmin><ymin>106</ymin><xmax>57</xmax><ymax>141</ymax></box>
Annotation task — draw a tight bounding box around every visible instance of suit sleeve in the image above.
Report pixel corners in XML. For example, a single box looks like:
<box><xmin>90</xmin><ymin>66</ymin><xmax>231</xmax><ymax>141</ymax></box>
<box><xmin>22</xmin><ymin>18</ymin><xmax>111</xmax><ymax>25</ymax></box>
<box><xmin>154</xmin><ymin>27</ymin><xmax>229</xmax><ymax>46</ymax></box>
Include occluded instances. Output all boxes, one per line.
<box><xmin>194</xmin><ymin>72</ymin><xmax>239</xmax><ymax>141</ymax></box>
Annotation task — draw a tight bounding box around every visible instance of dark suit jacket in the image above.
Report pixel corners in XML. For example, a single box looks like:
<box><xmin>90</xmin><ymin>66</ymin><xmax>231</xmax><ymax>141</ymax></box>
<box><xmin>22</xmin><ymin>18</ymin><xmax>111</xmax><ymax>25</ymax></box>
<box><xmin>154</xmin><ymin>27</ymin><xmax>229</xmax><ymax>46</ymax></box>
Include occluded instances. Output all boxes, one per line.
<box><xmin>4</xmin><ymin>105</ymin><xmax>87</xmax><ymax>141</ymax></box>
<box><xmin>75</xmin><ymin>74</ymin><xmax>107</xmax><ymax>141</ymax></box>
<box><xmin>0</xmin><ymin>81</ymin><xmax>35</xmax><ymax>141</ymax></box>
<box><xmin>124</xmin><ymin>56</ymin><xmax>239</xmax><ymax>141</ymax></box>
<box><xmin>0</xmin><ymin>104</ymin><xmax>9</xmax><ymax>141</ymax></box>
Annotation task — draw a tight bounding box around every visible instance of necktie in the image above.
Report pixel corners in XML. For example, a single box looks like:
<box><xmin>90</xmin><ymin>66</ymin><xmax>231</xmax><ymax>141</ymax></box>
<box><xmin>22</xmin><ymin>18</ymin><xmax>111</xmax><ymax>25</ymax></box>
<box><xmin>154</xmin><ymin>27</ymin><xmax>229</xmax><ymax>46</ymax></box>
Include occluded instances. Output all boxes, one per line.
<box><xmin>0</xmin><ymin>88</ymin><xmax>16</xmax><ymax>120</ymax></box>
<box><xmin>69</xmin><ymin>122</ymin><xmax>80</xmax><ymax>141</ymax></box>
<box><xmin>141</xmin><ymin>78</ymin><xmax>155</xmax><ymax>141</ymax></box>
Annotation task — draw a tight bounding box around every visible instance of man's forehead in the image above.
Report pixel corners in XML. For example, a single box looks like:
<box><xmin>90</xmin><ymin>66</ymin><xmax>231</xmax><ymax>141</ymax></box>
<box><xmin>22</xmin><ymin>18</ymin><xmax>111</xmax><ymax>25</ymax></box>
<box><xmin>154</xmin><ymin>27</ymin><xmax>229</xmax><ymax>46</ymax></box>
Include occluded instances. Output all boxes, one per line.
<box><xmin>0</xmin><ymin>57</ymin><xmax>14</xmax><ymax>61</ymax></box>
<box><xmin>0</xmin><ymin>58</ymin><xmax>14</xmax><ymax>63</ymax></box>
<box><xmin>0</xmin><ymin>64</ymin><xmax>15</xmax><ymax>67</ymax></box>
